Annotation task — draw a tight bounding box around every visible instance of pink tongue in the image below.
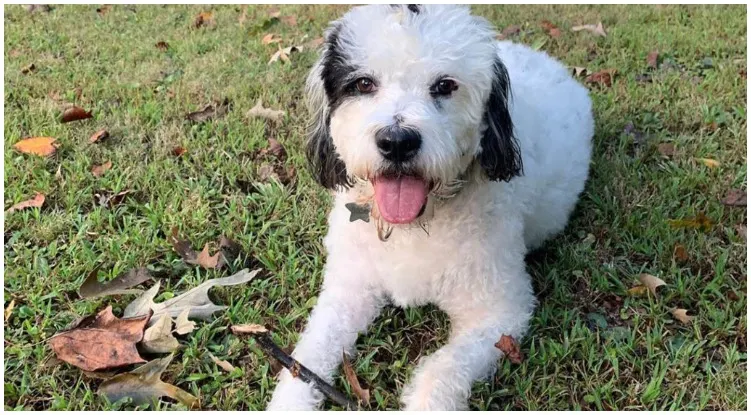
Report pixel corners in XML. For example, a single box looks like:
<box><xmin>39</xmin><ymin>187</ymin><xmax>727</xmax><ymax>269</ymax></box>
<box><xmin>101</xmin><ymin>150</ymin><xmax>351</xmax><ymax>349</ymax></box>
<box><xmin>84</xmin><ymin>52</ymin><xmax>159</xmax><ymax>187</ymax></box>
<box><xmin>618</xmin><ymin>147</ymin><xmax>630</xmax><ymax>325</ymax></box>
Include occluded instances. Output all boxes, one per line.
<box><xmin>373</xmin><ymin>176</ymin><xmax>428</xmax><ymax>224</ymax></box>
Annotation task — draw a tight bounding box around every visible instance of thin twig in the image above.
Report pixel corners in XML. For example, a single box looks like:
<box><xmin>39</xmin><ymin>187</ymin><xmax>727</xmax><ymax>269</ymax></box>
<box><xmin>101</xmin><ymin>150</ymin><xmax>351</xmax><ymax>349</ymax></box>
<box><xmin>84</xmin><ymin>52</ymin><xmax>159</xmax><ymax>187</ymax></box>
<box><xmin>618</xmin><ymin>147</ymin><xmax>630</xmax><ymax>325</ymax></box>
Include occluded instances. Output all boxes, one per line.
<box><xmin>233</xmin><ymin>325</ymin><xmax>358</xmax><ymax>410</ymax></box>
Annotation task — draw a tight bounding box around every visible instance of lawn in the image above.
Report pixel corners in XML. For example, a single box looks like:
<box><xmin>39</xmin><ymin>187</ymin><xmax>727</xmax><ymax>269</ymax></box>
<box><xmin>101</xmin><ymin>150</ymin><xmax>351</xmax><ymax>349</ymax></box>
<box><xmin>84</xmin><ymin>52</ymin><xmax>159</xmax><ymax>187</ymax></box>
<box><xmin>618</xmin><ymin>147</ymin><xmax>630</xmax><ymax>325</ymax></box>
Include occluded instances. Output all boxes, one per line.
<box><xmin>3</xmin><ymin>4</ymin><xmax>747</xmax><ymax>411</ymax></box>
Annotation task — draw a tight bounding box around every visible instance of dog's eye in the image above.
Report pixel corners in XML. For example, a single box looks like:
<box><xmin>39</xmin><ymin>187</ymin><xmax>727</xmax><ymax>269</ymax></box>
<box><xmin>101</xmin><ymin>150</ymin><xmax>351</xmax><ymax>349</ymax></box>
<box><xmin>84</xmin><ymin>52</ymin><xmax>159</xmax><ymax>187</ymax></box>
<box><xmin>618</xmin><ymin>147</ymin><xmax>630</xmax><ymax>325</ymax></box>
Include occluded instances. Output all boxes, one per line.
<box><xmin>355</xmin><ymin>78</ymin><xmax>376</xmax><ymax>94</ymax></box>
<box><xmin>431</xmin><ymin>79</ymin><xmax>458</xmax><ymax>96</ymax></box>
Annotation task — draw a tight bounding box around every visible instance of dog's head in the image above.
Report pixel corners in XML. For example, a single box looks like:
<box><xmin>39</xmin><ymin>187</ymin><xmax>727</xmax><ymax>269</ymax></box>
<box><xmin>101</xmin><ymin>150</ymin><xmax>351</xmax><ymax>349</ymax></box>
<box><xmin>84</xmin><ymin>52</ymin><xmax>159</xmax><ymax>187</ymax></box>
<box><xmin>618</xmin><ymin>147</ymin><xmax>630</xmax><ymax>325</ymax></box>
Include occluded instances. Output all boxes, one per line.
<box><xmin>306</xmin><ymin>4</ymin><xmax>522</xmax><ymax>224</ymax></box>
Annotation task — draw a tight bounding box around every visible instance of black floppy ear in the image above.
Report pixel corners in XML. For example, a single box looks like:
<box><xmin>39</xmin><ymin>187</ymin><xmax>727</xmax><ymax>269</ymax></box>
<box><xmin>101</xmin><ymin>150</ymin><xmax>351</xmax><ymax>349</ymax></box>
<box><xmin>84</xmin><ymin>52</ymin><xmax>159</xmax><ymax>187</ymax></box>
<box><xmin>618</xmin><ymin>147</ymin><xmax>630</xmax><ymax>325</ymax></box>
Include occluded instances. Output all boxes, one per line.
<box><xmin>304</xmin><ymin>45</ymin><xmax>351</xmax><ymax>190</ymax></box>
<box><xmin>478</xmin><ymin>59</ymin><xmax>523</xmax><ymax>182</ymax></box>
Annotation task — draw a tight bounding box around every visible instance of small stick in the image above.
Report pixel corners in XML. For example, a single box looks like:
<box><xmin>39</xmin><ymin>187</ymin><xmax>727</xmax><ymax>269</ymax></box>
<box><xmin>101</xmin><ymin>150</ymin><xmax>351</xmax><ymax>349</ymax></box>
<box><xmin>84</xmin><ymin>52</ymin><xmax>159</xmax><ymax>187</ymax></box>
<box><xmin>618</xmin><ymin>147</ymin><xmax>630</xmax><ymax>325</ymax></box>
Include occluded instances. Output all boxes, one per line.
<box><xmin>232</xmin><ymin>325</ymin><xmax>358</xmax><ymax>410</ymax></box>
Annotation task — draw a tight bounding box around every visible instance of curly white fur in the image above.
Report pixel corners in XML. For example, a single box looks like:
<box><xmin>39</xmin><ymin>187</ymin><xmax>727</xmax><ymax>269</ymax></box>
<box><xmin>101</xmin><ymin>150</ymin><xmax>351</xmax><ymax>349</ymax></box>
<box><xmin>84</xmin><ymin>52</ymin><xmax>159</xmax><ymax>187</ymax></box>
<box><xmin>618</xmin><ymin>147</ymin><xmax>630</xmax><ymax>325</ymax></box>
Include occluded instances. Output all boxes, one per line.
<box><xmin>268</xmin><ymin>4</ymin><xmax>593</xmax><ymax>410</ymax></box>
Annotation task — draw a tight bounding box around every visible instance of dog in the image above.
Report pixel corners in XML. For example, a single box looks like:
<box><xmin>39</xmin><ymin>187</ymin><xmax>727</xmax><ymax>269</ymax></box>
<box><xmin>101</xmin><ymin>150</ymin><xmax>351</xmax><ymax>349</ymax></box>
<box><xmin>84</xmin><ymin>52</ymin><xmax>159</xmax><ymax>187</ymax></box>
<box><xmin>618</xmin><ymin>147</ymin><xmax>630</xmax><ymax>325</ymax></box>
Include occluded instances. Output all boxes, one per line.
<box><xmin>268</xmin><ymin>4</ymin><xmax>593</xmax><ymax>410</ymax></box>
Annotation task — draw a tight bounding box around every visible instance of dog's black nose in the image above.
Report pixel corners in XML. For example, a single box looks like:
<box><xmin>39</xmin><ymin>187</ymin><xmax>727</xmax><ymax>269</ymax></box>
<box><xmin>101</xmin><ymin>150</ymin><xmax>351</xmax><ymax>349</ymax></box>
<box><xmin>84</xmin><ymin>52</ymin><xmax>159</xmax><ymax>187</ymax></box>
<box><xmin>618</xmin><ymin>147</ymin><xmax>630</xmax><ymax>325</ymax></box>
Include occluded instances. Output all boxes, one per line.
<box><xmin>375</xmin><ymin>126</ymin><xmax>421</xmax><ymax>163</ymax></box>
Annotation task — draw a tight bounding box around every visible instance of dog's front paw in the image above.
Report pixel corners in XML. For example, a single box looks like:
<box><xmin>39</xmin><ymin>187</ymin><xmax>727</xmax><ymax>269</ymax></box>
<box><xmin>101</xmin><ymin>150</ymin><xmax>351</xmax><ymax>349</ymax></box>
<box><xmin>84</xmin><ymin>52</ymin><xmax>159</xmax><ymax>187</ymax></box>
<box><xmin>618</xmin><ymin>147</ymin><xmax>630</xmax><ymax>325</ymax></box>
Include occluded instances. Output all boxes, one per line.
<box><xmin>400</xmin><ymin>357</ymin><xmax>470</xmax><ymax>411</ymax></box>
<box><xmin>267</xmin><ymin>370</ymin><xmax>322</xmax><ymax>411</ymax></box>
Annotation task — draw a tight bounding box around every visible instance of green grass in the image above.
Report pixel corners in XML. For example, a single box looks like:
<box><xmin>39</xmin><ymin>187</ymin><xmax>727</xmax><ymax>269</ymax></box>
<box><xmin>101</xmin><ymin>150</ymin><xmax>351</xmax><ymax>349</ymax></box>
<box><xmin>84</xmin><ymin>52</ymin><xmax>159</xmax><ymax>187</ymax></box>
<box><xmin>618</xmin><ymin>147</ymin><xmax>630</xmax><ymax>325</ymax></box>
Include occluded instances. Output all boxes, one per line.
<box><xmin>3</xmin><ymin>4</ymin><xmax>747</xmax><ymax>411</ymax></box>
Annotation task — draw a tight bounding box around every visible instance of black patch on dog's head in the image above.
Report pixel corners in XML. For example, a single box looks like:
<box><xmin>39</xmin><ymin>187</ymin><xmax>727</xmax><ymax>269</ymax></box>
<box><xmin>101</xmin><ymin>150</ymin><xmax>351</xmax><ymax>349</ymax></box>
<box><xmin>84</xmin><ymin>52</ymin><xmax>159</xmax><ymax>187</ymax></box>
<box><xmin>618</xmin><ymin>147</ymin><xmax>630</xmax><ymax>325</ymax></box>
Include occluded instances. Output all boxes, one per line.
<box><xmin>478</xmin><ymin>59</ymin><xmax>523</xmax><ymax>182</ymax></box>
<box><xmin>407</xmin><ymin>4</ymin><xmax>420</xmax><ymax>14</ymax></box>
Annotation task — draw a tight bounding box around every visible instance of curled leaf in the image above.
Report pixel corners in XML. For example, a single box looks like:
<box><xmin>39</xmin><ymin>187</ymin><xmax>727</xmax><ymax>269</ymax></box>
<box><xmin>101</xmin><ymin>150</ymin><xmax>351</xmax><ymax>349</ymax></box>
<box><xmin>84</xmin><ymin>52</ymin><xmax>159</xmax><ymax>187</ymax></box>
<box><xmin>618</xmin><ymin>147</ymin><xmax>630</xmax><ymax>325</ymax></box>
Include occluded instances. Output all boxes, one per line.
<box><xmin>208</xmin><ymin>352</ymin><xmax>235</xmax><ymax>373</ymax></box>
<box><xmin>494</xmin><ymin>334</ymin><xmax>523</xmax><ymax>364</ymax></box>
<box><xmin>585</xmin><ymin>69</ymin><xmax>616</xmax><ymax>88</ymax></box>
<box><xmin>638</xmin><ymin>273</ymin><xmax>666</xmax><ymax>296</ymax></box>
<box><xmin>78</xmin><ymin>267</ymin><xmax>152</xmax><ymax>299</ymax></box>
<box><xmin>60</xmin><ymin>106</ymin><xmax>93</xmax><ymax>123</ymax></box>
<box><xmin>230</xmin><ymin>323</ymin><xmax>268</xmax><ymax>335</ymax></box>
<box><xmin>6</xmin><ymin>192</ymin><xmax>45</xmax><ymax>214</ymax></box>
<box><xmin>89</xmin><ymin>129</ymin><xmax>109</xmax><ymax>143</ymax></box>
<box><xmin>92</xmin><ymin>161</ymin><xmax>113</xmax><ymax>177</ymax></box>
<box><xmin>342</xmin><ymin>352</ymin><xmax>370</xmax><ymax>405</ymax></box>
<box><xmin>671</xmin><ymin>308</ymin><xmax>694</xmax><ymax>324</ymax></box>
<box><xmin>571</xmin><ymin>22</ymin><xmax>607</xmax><ymax>37</ymax></box>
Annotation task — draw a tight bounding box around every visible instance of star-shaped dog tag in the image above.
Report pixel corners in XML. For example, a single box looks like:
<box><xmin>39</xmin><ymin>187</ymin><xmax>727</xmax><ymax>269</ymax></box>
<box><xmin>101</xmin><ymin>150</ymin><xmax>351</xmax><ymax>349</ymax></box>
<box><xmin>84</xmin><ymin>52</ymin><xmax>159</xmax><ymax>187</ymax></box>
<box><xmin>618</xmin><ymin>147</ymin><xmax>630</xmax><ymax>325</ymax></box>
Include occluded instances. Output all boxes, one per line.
<box><xmin>345</xmin><ymin>202</ymin><xmax>371</xmax><ymax>223</ymax></box>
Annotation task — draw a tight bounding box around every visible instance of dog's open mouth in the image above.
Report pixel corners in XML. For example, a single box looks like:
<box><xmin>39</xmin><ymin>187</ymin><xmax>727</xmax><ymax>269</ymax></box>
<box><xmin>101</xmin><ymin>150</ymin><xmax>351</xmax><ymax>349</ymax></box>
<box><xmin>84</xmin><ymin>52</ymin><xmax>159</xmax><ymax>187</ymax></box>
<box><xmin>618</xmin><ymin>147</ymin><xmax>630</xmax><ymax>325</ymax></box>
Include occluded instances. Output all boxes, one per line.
<box><xmin>372</xmin><ymin>174</ymin><xmax>429</xmax><ymax>224</ymax></box>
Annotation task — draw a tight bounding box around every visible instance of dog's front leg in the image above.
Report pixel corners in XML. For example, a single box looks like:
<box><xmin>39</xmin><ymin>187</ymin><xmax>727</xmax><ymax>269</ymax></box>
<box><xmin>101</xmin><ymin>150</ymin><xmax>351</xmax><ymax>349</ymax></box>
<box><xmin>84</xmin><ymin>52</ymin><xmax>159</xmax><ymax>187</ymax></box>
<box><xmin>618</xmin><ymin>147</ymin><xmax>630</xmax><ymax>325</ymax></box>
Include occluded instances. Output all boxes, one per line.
<box><xmin>401</xmin><ymin>282</ymin><xmax>535</xmax><ymax>410</ymax></box>
<box><xmin>267</xmin><ymin>265</ymin><xmax>384</xmax><ymax>410</ymax></box>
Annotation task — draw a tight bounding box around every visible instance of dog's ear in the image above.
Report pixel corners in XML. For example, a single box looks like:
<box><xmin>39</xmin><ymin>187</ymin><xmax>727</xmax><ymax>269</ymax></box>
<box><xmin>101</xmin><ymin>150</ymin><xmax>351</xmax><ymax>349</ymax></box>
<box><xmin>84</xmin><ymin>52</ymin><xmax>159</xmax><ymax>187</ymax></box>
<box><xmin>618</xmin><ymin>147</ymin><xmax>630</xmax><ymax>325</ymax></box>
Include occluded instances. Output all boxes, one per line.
<box><xmin>304</xmin><ymin>53</ymin><xmax>351</xmax><ymax>190</ymax></box>
<box><xmin>478</xmin><ymin>59</ymin><xmax>523</xmax><ymax>182</ymax></box>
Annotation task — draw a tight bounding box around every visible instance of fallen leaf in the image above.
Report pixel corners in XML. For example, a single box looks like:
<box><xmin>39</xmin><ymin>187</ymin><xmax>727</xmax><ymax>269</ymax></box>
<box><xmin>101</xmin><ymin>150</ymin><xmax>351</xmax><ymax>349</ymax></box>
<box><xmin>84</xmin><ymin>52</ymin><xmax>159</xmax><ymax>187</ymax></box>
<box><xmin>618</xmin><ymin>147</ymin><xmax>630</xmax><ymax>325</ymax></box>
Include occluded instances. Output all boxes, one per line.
<box><xmin>21</xmin><ymin>63</ymin><xmax>36</xmax><ymax>74</ymax></box>
<box><xmin>571</xmin><ymin>22</ymin><xmax>607</xmax><ymax>37</ymax></box>
<box><xmin>669</xmin><ymin>212</ymin><xmax>713</xmax><ymax>232</ymax></box>
<box><xmin>238</xmin><ymin>5</ymin><xmax>247</xmax><ymax>25</ymax></box>
<box><xmin>5</xmin><ymin>299</ymin><xmax>15</xmax><ymax>322</ymax></box>
<box><xmin>96</xmin><ymin>5</ymin><xmax>111</xmax><ymax>15</ymax></box>
<box><xmin>140</xmin><ymin>314</ymin><xmax>180</xmax><ymax>353</ymax></box>
<box><xmin>208</xmin><ymin>352</ymin><xmax>235</xmax><ymax>373</ymax></box>
<box><xmin>638</xmin><ymin>273</ymin><xmax>666</xmax><ymax>296</ymax></box>
<box><xmin>99</xmin><ymin>354</ymin><xmax>198</xmax><ymax>408</ymax></box>
<box><xmin>696</xmin><ymin>158</ymin><xmax>720</xmax><ymax>169</ymax></box>
<box><xmin>246</xmin><ymin>99</ymin><xmax>285</xmax><ymax>123</ymax></box>
<box><xmin>585</xmin><ymin>69</ymin><xmax>616</xmax><ymax>87</ymax></box>
<box><xmin>155</xmin><ymin>41</ymin><xmax>169</xmax><ymax>51</ymax></box>
<box><xmin>342</xmin><ymin>352</ymin><xmax>370</xmax><ymax>405</ymax></box>
<box><xmin>50</xmin><ymin>306</ymin><xmax>151</xmax><ymax>371</ymax></box>
<box><xmin>494</xmin><ymin>334</ymin><xmax>523</xmax><ymax>364</ymax></box>
<box><xmin>266</xmin><ymin>138</ymin><xmax>287</xmax><ymax>160</ymax></box>
<box><xmin>82</xmin><ymin>370</ymin><xmax>117</xmax><ymax>380</ymax></box>
<box><xmin>571</xmin><ymin>66</ymin><xmax>587</xmax><ymax>77</ymax></box>
<box><xmin>736</xmin><ymin>224</ymin><xmax>746</xmax><ymax>239</ymax></box>
<box><xmin>172</xmin><ymin>146</ymin><xmax>187</xmax><ymax>157</ymax></box>
<box><xmin>230</xmin><ymin>323</ymin><xmax>268</xmax><ymax>335</ymax></box>
<box><xmin>194</xmin><ymin>11</ymin><xmax>214</xmax><ymax>29</ymax></box>
<box><xmin>78</xmin><ymin>267</ymin><xmax>152</xmax><ymax>299</ymax></box>
<box><xmin>647</xmin><ymin>50</ymin><xmax>659</xmax><ymax>69</ymax></box>
<box><xmin>540</xmin><ymin>20</ymin><xmax>561</xmax><ymax>38</ymax></box>
<box><xmin>673</xmin><ymin>244</ymin><xmax>689</xmax><ymax>262</ymax></box>
<box><xmin>305</xmin><ymin>37</ymin><xmax>324</xmax><ymax>49</ymax></box>
<box><xmin>189</xmin><ymin>243</ymin><xmax>221</xmax><ymax>269</ymax></box>
<box><xmin>627</xmin><ymin>286</ymin><xmax>649</xmax><ymax>297</ymax></box>
<box><xmin>657</xmin><ymin>143</ymin><xmax>675</xmax><ymax>157</ymax></box>
<box><xmin>217</xmin><ymin>235</ymin><xmax>242</xmax><ymax>268</ymax></box>
<box><xmin>721</xmin><ymin>189</ymin><xmax>746</xmax><ymax>207</ymax></box>
<box><xmin>60</xmin><ymin>106</ymin><xmax>93</xmax><ymax>123</ymax></box>
<box><xmin>268</xmin><ymin>7</ymin><xmax>281</xmax><ymax>18</ymax></box>
<box><xmin>281</xmin><ymin>15</ymin><xmax>297</xmax><ymax>26</ymax></box>
<box><xmin>6</xmin><ymin>192</ymin><xmax>45</xmax><ymax>214</ymax></box>
<box><xmin>123</xmin><ymin>269</ymin><xmax>260</xmax><ymax>324</ymax></box>
<box><xmin>185</xmin><ymin>98</ymin><xmax>230</xmax><ymax>123</ymax></box>
<box><xmin>268</xmin><ymin>45</ymin><xmax>302</xmax><ymax>65</ymax></box>
<box><xmin>89</xmin><ymin>129</ymin><xmax>109</xmax><ymax>143</ymax></box>
<box><xmin>173</xmin><ymin>308</ymin><xmax>196</xmax><ymax>335</ymax></box>
<box><xmin>13</xmin><ymin>137</ymin><xmax>57</xmax><ymax>157</ymax></box>
<box><xmin>262</xmin><ymin>33</ymin><xmax>282</xmax><ymax>45</ymax></box>
<box><xmin>92</xmin><ymin>161</ymin><xmax>113</xmax><ymax>177</ymax></box>
<box><xmin>169</xmin><ymin>227</ymin><xmax>199</xmax><ymax>264</ymax></box>
<box><xmin>671</xmin><ymin>308</ymin><xmax>694</xmax><ymax>324</ymax></box>
<box><xmin>96</xmin><ymin>190</ymin><xmax>131</xmax><ymax>208</ymax></box>
<box><xmin>497</xmin><ymin>24</ymin><xmax>521</xmax><ymax>40</ymax></box>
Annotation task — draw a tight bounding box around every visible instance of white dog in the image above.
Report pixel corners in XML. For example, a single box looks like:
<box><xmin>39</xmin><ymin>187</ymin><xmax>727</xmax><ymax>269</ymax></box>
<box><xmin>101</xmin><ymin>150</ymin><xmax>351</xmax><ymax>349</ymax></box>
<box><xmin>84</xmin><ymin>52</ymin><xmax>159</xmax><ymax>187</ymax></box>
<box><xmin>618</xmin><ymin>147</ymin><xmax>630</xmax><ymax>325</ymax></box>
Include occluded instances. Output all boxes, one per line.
<box><xmin>268</xmin><ymin>4</ymin><xmax>593</xmax><ymax>410</ymax></box>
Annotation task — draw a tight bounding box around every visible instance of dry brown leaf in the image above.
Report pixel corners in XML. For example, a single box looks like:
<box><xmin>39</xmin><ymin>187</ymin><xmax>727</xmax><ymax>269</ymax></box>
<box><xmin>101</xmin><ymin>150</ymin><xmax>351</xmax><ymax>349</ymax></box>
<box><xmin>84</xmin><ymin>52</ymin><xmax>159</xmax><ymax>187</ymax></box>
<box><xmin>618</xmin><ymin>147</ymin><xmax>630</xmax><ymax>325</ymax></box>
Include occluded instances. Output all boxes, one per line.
<box><xmin>671</xmin><ymin>308</ymin><xmax>694</xmax><ymax>324</ymax></box>
<box><xmin>696</xmin><ymin>158</ymin><xmax>720</xmax><ymax>169</ymax></box>
<box><xmin>169</xmin><ymin>227</ymin><xmax>199</xmax><ymax>264</ymax></box>
<box><xmin>92</xmin><ymin>161</ymin><xmax>113</xmax><ymax>177</ymax></box>
<box><xmin>262</xmin><ymin>33</ymin><xmax>282</xmax><ymax>45</ymax></box>
<box><xmin>497</xmin><ymin>24</ymin><xmax>521</xmax><ymax>40</ymax></box>
<box><xmin>50</xmin><ymin>306</ymin><xmax>151</xmax><ymax>371</ymax></box>
<box><xmin>21</xmin><ymin>63</ymin><xmax>36</xmax><ymax>74</ymax></box>
<box><xmin>668</xmin><ymin>212</ymin><xmax>713</xmax><ymax>232</ymax></box>
<box><xmin>189</xmin><ymin>243</ymin><xmax>221</xmax><ymax>269</ymax></box>
<box><xmin>571</xmin><ymin>22</ymin><xmax>607</xmax><ymax>37</ymax></box>
<box><xmin>194</xmin><ymin>11</ymin><xmax>214</xmax><ymax>29</ymax></box>
<box><xmin>208</xmin><ymin>352</ymin><xmax>236</xmax><ymax>373</ymax></box>
<box><xmin>540</xmin><ymin>20</ymin><xmax>561</xmax><ymax>38</ymax></box>
<box><xmin>172</xmin><ymin>146</ymin><xmax>187</xmax><ymax>157</ymax></box>
<box><xmin>246</xmin><ymin>99</ymin><xmax>285</xmax><ymax>123</ymax></box>
<box><xmin>627</xmin><ymin>285</ymin><xmax>648</xmax><ymax>297</ymax></box>
<box><xmin>342</xmin><ymin>352</ymin><xmax>370</xmax><ymax>405</ymax></box>
<box><xmin>96</xmin><ymin>190</ymin><xmax>131</xmax><ymax>208</ymax></box>
<box><xmin>185</xmin><ymin>98</ymin><xmax>230</xmax><ymax>123</ymax></box>
<box><xmin>60</xmin><ymin>106</ymin><xmax>93</xmax><ymax>123</ymax></box>
<box><xmin>89</xmin><ymin>129</ymin><xmax>109</xmax><ymax>143</ymax></box>
<box><xmin>281</xmin><ymin>15</ymin><xmax>297</xmax><ymax>27</ymax></box>
<box><xmin>721</xmin><ymin>189</ymin><xmax>746</xmax><ymax>207</ymax></box>
<box><xmin>6</xmin><ymin>192</ymin><xmax>45</xmax><ymax>214</ymax></box>
<box><xmin>585</xmin><ymin>69</ymin><xmax>616</xmax><ymax>87</ymax></box>
<box><xmin>78</xmin><ymin>267</ymin><xmax>151</xmax><ymax>299</ymax></box>
<box><xmin>155</xmin><ymin>41</ymin><xmax>169</xmax><ymax>51</ymax></box>
<box><xmin>657</xmin><ymin>142</ymin><xmax>675</xmax><ymax>157</ymax></box>
<box><xmin>647</xmin><ymin>50</ymin><xmax>659</xmax><ymax>69</ymax></box>
<box><xmin>140</xmin><ymin>314</ymin><xmax>180</xmax><ymax>353</ymax></box>
<box><xmin>13</xmin><ymin>137</ymin><xmax>57</xmax><ymax>157</ymax></box>
<box><xmin>230</xmin><ymin>323</ymin><xmax>268</xmax><ymax>335</ymax></box>
<box><xmin>638</xmin><ymin>273</ymin><xmax>666</xmax><ymax>296</ymax></box>
<box><xmin>494</xmin><ymin>334</ymin><xmax>523</xmax><ymax>364</ymax></box>
<box><xmin>5</xmin><ymin>299</ymin><xmax>15</xmax><ymax>322</ymax></box>
<box><xmin>173</xmin><ymin>308</ymin><xmax>196</xmax><ymax>335</ymax></box>
<box><xmin>268</xmin><ymin>45</ymin><xmax>302</xmax><ymax>65</ymax></box>
<box><xmin>99</xmin><ymin>354</ymin><xmax>199</xmax><ymax>408</ymax></box>
<box><xmin>673</xmin><ymin>244</ymin><xmax>689</xmax><ymax>263</ymax></box>
<box><xmin>96</xmin><ymin>5</ymin><xmax>111</xmax><ymax>15</ymax></box>
<box><xmin>266</xmin><ymin>138</ymin><xmax>287</xmax><ymax>160</ymax></box>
